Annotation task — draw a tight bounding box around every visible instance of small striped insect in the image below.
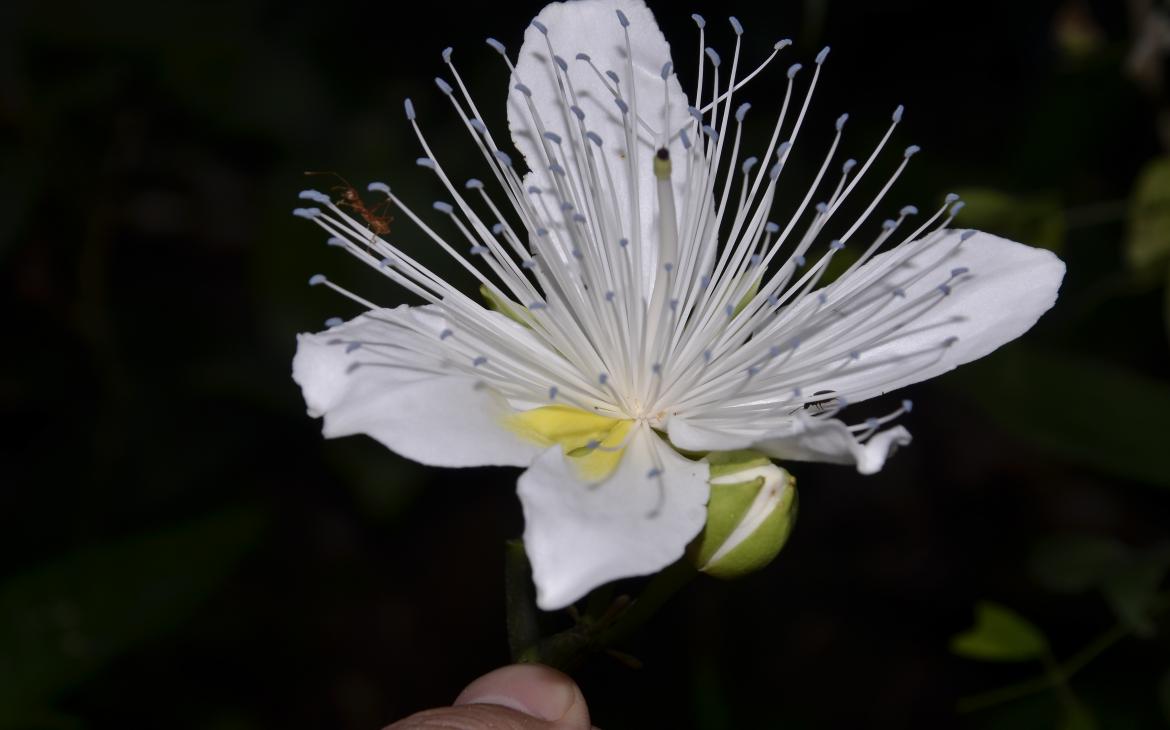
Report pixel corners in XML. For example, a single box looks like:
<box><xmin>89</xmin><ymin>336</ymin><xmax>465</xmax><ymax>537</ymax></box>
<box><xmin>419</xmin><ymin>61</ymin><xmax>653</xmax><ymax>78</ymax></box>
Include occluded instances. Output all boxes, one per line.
<box><xmin>788</xmin><ymin>389</ymin><xmax>838</xmax><ymax>415</ymax></box>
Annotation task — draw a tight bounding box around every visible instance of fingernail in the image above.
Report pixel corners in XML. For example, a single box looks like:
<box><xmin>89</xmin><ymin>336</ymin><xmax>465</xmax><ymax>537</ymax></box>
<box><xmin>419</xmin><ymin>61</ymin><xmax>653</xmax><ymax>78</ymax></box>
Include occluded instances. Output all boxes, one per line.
<box><xmin>455</xmin><ymin>664</ymin><xmax>576</xmax><ymax>722</ymax></box>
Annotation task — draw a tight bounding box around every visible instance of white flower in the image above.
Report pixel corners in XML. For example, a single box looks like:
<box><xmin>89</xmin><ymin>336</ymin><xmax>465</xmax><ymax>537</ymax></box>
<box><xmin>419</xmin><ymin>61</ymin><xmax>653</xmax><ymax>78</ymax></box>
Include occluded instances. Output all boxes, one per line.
<box><xmin>291</xmin><ymin>0</ymin><xmax>1064</xmax><ymax>610</ymax></box>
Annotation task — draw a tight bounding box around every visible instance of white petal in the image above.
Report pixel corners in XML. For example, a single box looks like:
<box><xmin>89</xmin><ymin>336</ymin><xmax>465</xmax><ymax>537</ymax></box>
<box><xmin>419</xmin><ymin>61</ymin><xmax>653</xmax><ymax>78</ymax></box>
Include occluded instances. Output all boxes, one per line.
<box><xmin>292</xmin><ymin>306</ymin><xmax>543</xmax><ymax>468</ymax></box>
<box><xmin>667</xmin><ymin>413</ymin><xmax>910</xmax><ymax>475</ymax></box>
<box><xmin>751</xmin><ymin>415</ymin><xmax>912</xmax><ymax>476</ymax></box>
<box><xmin>518</xmin><ymin>424</ymin><xmax>709</xmax><ymax>610</ymax></box>
<box><xmin>509</xmin><ymin>0</ymin><xmax>691</xmax><ymax>285</ymax></box>
<box><xmin>805</xmin><ymin>230</ymin><xmax>1065</xmax><ymax>404</ymax></box>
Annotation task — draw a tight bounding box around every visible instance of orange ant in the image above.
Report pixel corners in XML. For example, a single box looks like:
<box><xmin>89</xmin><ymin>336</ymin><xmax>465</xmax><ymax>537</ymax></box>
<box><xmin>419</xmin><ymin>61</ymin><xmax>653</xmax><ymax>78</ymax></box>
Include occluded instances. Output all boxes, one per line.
<box><xmin>304</xmin><ymin>171</ymin><xmax>393</xmax><ymax>237</ymax></box>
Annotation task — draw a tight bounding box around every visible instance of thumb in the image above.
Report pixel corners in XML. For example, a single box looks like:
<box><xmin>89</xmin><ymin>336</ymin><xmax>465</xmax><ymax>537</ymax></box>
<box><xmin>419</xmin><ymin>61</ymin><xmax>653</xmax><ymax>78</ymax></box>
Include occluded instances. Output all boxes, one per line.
<box><xmin>386</xmin><ymin>664</ymin><xmax>592</xmax><ymax>729</ymax></box>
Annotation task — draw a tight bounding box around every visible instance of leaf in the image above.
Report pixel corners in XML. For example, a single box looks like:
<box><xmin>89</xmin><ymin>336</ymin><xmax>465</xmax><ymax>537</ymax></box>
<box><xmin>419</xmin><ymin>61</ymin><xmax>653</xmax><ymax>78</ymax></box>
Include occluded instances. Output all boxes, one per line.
<box><xmin>951</xmin><ymin>346</ymin><xmax>1170</xmax><ymax>489</ymax></box>
<box><xmin>954</xmin><ymin>186</ymin><xmax>1065</xmax><ymax>253</ymax></box>
<box><xmin>1100</xmin><ymin>547</ymin><xmax>1170</xmax><ymax>636</ymax></box>
<box><xmin>1126</xmin><ymin>157</ymin><xmax>1170</xmax><ymax>278</ymax></box>
<box><xmin>0</xmin><ymin>508</ymin><xmax>262</xmax><ymax>715</ymax></box>
<box><xmin>951</xmin><ymin>601</ymin><xmax>1049</xmax><ymax>662</ymax></box>
<box><xmin>1030</xmin><ymin>535</ymin><xmax>1128</xmax><ymax>594</ymax></box>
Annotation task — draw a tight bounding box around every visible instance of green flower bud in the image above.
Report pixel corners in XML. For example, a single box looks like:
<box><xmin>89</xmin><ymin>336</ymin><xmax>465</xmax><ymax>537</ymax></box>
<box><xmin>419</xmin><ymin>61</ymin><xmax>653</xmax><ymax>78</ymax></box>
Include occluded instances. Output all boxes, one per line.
<box><xmin>690</xmin><ymin>450</ymin><xmax>797</xmax><ymax>579</ymax></box>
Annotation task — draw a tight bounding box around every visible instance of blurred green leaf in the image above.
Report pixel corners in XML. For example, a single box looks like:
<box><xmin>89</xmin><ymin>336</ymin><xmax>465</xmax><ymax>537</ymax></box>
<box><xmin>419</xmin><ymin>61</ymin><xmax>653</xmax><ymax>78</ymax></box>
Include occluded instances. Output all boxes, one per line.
<box><xmin>1126</xmin><ymin>157</ymin><xmax>1170</xmax><ymax>278</ymax></box>
<box><xmin>1030</xmin><ymin>535</ymin><xmax>1127</xmax><ymax>594</ymax></box>
<box><xmin>0</xmin><ymin>508</ymin><xmax>263</xmax><ymax>716</ymax></box>
<box><xmin>1100</xmin><ymin>548</ymin><xmax>1170</xmax><ymax>637</ymax></box>
<box><xmin>1060</xmin><ymin>697</ymin><xmax>1098</xmax><ymax>730</ymax></box>
<box><xmin>951</xmin><ymin>601</ymin><xmax>1049</xmax><ymax>662</ymax></box>
<box><xmin>954</xmin><ymin>187</ymin><xmax>1065</xmax><ymax>253</ymax></box>
<box><xmin>952</xmin><ymin>347</ymin><xmax>1170</xmax><ymax>489</ymax></box>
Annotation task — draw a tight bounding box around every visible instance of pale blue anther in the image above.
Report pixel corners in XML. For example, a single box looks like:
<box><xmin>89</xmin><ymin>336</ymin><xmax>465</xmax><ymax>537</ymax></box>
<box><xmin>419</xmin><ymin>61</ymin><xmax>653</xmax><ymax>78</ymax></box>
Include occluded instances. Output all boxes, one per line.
<box><xmin>433</xmin><ymin>201</ymin><xmax>454</xmax><ymax>214</ymax></box>
<box><xmin>326</xmin><ymin>237</ymin><xmax>346</xmax><ymax>247</ymax></box>
<box><xmin>473</xmin><ymin>356</ymin><xmax>488</xmax><ymax>367</ymax></box>
<box><xmin>292</xmin><ymin>207</ymin><xmax>320</xmax><ymax>219</ymax></box>
<box><xmin>777</xmin><ymin>141</ymin><xmax>792</xmax><ymax>156</ymax></box>
<box><xmin>692</xmin><ymin>13</ymin><xmax>706</xmax><ymax>29</ymax></box>
<box><xmin>742</xmin><ymin>156</ymin><xmax>759</xmax><ymax>174</ymax></box>
<box><xmin>893</xmin><ymin>287</ymin><xmax>906</xmax><ymax>298</ymax></box>
<box><xmin>669</xmin><ymin>299</ymin><xmax>678</xmax><ymax>311</ymax></box>
<box><xmin>700</xmin><ymin>274</ymin><xmax>711</xmax><ymax>289</ymax></box>
<box><xmin>647</xmin><ymin>468</ymin><xmax>662</xmax><ymax>479</ymax></box>
<box><xmin>950</xmin><ymin>201</ymin><xmax>966</xmax><ymax>216</ymax></box>
<box><xmin>703</xmin><ymin>350</ymin><xmax>712</xmax><ymax>363</ymax></box>
<box><xmin>465</xmin><ymin>178</ymin><xmax>484</xmax><ymax>190</ymax></box>
<box><xmin>830</xmin><ymin>239</ymin><xmax>845</xmax><ymax>250</ymax></box>
<box><xmin>573</xmin><ymin>213</ymin><xmax>587</xmax><ymax>224</ymax></box>
<box><xmin>652</xmin><ymin>363</ymin><xmax>663</xmax><ymax>374</ymax></box>
<box><xmin>816</xmin><ymin>46</ymin><xmax>830</xmax><ymax>64</ymax></box>
<box><xmin>560</xmin><ymin>201</ymin><xmax>574</xmax><ymax>211</ymax></box>
<box><xmin>729</xmin><ymin>16</ymin><xmax>743</xmax><ymax>34</ymax></box>
<box><xmin>531</xmin><ymin>19</ymin><xmax>548</xmax><ymax>34</ymax></box>
<box><xmin>549</xmin><ymin>162</ymin><xmax>565</xmax><ymax>176</ymax></box>
<box><xmin>616</xmin><ymin>9</ymin><xmax>629</xmax><ymax>27</ymax></box>
<box><xmin>705</xmin><ymin>47</ymin><xmax>721</xmax><ymax>67</ymax></box>
<box><xmin>570</xmin><ymin>105</ymin><xmax>586</xmax><ymax>120</ymax></box>
<box><xmin>893</xmin><ymin>104</ymin><xmax>904</xmax><ymax>123</ymax></box>
<box><xmin>404</xmin><ymin>98</ymin><xmax>416</xmax><ymax>120</ymax></box>
<box><xmin>606</xmin><ymin>69</ymin><xmax>620</xmax><ymax>84</ymax></box>
<box><xmin>575</xmin><ymin>52</ymin><xmax>591</xmax><ymax>62</ymax></box>
<box><xmin>736</xmin><ymin>102</ymin><xmax>751</xmax><ymax>123</ymax></box>
<box><xmin>442</xmin><ymin>47</ymin><xmax>453</xmax><ymax>63</ymax></box>
<box><xmin>605</xmin><ymin>290</ymin><xmax>616</xmax><ymax>302</ymax></box>
<box><xmin>748</xmin><ymin>366</ymin><xmax>761</xmax><ymax>377</ymax></box>
<box><xmin>951</xmin><ymin>266</ymin><xmax>969</xmax><ymax>277</ymax></box>
<box><xmin>899</xmin><ymin>204</ymin><xmax>918</xmax><ymax>216</ymax></box>
<box><xmin>943</xmin><ymin>336</ymin><xmax>959</xmax><ymax>347</ymax></box>
<box><xmin>536</xmin><ymin>227</ymin><xmax>549</xmax><ymax>237</ymax></box>
<box><xmin>615</xmin><ymin>97</ymin><xmax>629</xmax><ymax>114</ymax></box>
<box><xmin>660</xmin><ymin>62</ymin><xmax>672</xmax><ymax>80</ymax></box>
<box><xmin>368</xmin><ymin>182</ymin><xmax>391</xmax><ymax>195</ymax></box>
<box><xmin>308</xmin><ymin>274</ymin><xmax>326</xmax><ymax>286</ymax></box>
<box><xmin>469</xmin><ymin>118</ymin><xmax>487</xmax><ymax>134</ymax></box>
<box><xmin>945</xmin><ymin>192</ymin><xmax>959</xmax><ymax>203</ymax></box>
<box><xmin>765</xmin><ymin>221</ymin><xmax>779</xmax><ymax>233</ymax></box>
<box><xmin>750</xmin><ymin>254</ymin><xmax>762</xmax><ymax>267</ymax></box>
<box><xmin>618</xmin><ymin>237</ymin><xmax>629</xmax><ymax>248</ymax></box>
<box><xmin>866</xmin><ymin>417</ymin><xmax>879</xmax><ymax>429</ymax></box>
<box><xmin>599</xmin><ymin>372</ymin><xmax>609</xmax><ymax>385</ymax></box>
<box><xmin>815</xmin><ymin>202</ymin><xmax>828</xmax><ymax>214</ymax></box>
<box><xmin>416</xmin><ymin>157</ymin><xmax>437</xmax><ymax>169</ymax></box>
<box><xmin>843</xmin><ymin>158</ymin><xmax>857</xmax><ymax>173</ymax></box>
<box><xmin>494</xmin><ymin>150</ymin><xmax>513</xmax><ymax>166</ymax></box>
<box><xmin>586</xmin><ymin>131</ymin><xmax>603</xmax><ymax>146</ymax></box>
<box><xmin>585</xmin><ymin>439</ymin><xmax>600</xmax><ymax>449</ymax></box>
<box><xmin>937</xmin><ymin>283</ymin><xmax>952</xmax><ymax>296</ymax></box>
<box><xmin>787</xmin><ymin>63</ymin><xmax>802</xmax><ymax>79</ymax></box>
<box><xmin>818</xmin><ymin>292</ymin><xmax>828</xmax><ymax>304</ymax></box>
<box><xmin>680</xmin><ymin>129</ymin><xmax>691</xmax><ymax>149</ymax></box>
<box><xmin>902</xmin><ymin>399</ymin><xmax>913</xmax><ymax>413</ymax></box>
<box><xmin>549</xmin><ymin>386</ymin><xmax>559</xmax><ymax>400</ymax></box>
<box><xmin>768</xmin><ymin>345</ymin><xmax>781</xmax><ymax>358</ymax></box>
<box><xmin>522</xmin><ymin>259</ymin><xmax>538</xmax><ymax>269</ymax></box>
<box><xmin>345</xmin><ymin>362</ymin><xmax>361</xmax><ymax>374</ymax></box>
<box><xmin>904</xmin><ymin>144</ymin><xmax>921</xmax><ymax>158</ymax></box>
<box><xmin>529</xmin><ymin>301</ymin><xmax>547</xmax><ymax>310</ymax></box>
<box><xmin>345</xmin><ymin>342</ymin><xmax>361</xmax><ymax>354</ymax></box>
<box><xmin>470</xmin><ymin>245</ymin><xmax>489</xmax><ymax>255</ymax></box>
<box><xmin>663</xmin><ymin>261</ymin><xmax>674</xmax><ymax>273</ymax></box>
<box><xmin>836</xmin><ymin>113</ymin><xmax>848</xmax><ymax>131</ymax></box>
<box><xmin>325</xmin><ymin>317</ymin><xmax>344</xmax><ymax>328</ymax></box>
<box><xmin>687</xmin><ymin>105</ymin><xmax>702</xmax><ymax>121</ymax></box>
<box><xmin>379</xmin><ymin>258</ymin><xmax>393</xmax><ymax>268</ymax></box>
<box><xmin>527</xmin><ymin>185</ymin><xmax>542</xmax><ymax>195</ymax></box>
<box><xmin>491</xmin><ymin>222</ymin><xmax>505</xmax><ymax>234</ymax></box>
<box><xmin>849</xmin><ymin>350</ymin><xmax>860</xmax><ymax>360</ymax></box>
<box><xmin>960</xmin><ymin>229</ymin><xmax>976</xmax><ymax>241</ymax></box>
<box><xmin>882</xmin><ymin>219</ymin><xmax>897</xmax><ymax>230</ymax></box>
<box><xmin>485</xmin><ymin>38</ymin><xmax>506</xmax><ymax>54</ymax></box>
<box><xmin>794</xmin><ymin>254</ymin><xmax>806</xmax><ymax>267</ymax></box>
<box><xmin>792</xmin><ymin>387</ymin><xmax>802</xmax><ymax>398</ymax></box>
<box><xmin>767</xmin><ymin>294</ymin><xmax>780</xmax><ymax>306</ymax></box>
<box><xmin>299</xmin><ymin>189</ymin><xmax>330</xmax><ymax>204</ymax></box>
<box><xmin>514</xmin><ymin>83</ymin><xmax>532</xmax><ymax>97</ymax></box>
<box><xmin>775</xmin><ymin>38</ymin><xmax>792</xmax><ymax>50</ymax></box>
<box><xmin>543</xmin><ymin>131</ymin><xmax>562</xmax><ymax>145</ymax></box>
<box><xmin>435</xmin><ymin>77</ymin><xmax>453</xmax><ymax>95</ymax></box>
<box><xmin>769</xmin><ymin>161</ymin><xmax>782</xmax><ymax>179</ymax></box>
<box><xmin>725</xmin><ymin>304</ymin><xmax>735</xmax><ymax>317</ymax></box>
<box><xmin>789</xmin><ymin>337</ymin><xmax>801</xmax><ymax>349</ymax></box>
<box><xmin>572</xmin><ymin>248</ymin><xmax>583</xmax><ymax>259</ymax></box>
<box><xmin>554</xmin><ymin>55</ymin><xmax>568</xmax><ymax>71</ymax></box>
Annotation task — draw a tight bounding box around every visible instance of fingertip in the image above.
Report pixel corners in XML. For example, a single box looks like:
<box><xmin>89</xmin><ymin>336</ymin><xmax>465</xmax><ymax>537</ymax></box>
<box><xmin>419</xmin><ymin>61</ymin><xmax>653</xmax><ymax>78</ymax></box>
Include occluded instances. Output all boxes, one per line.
<box><xmin>455</xmin><ymin>664</ymin><xmax>590</xmax><ymax>727</ymax></box>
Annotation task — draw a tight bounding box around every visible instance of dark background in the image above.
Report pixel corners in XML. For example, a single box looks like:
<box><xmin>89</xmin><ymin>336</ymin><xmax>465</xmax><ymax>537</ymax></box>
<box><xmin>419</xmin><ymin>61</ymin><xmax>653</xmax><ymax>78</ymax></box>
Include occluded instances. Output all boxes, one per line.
<box><xmin>3</xmin><ymin>0</ymin><xmax>1169</xmax><ymax>728</ymax></box>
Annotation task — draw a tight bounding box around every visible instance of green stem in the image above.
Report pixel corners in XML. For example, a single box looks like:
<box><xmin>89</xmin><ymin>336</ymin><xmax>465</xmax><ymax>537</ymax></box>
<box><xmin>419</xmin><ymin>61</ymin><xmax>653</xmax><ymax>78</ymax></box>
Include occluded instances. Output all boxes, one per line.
<box><xmin>504</xmin><ymin>540</ymin><xmax>540</xmax><ymax>663</ymax></box>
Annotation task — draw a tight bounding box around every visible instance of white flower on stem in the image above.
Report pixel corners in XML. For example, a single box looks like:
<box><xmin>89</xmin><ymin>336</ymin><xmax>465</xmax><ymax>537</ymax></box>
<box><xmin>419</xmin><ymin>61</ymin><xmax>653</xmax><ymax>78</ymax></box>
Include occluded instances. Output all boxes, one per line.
<box><xmin>291</xmin><ymin>0</ymin><xmax>1064</xmax><ymax>610</ymax></box>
